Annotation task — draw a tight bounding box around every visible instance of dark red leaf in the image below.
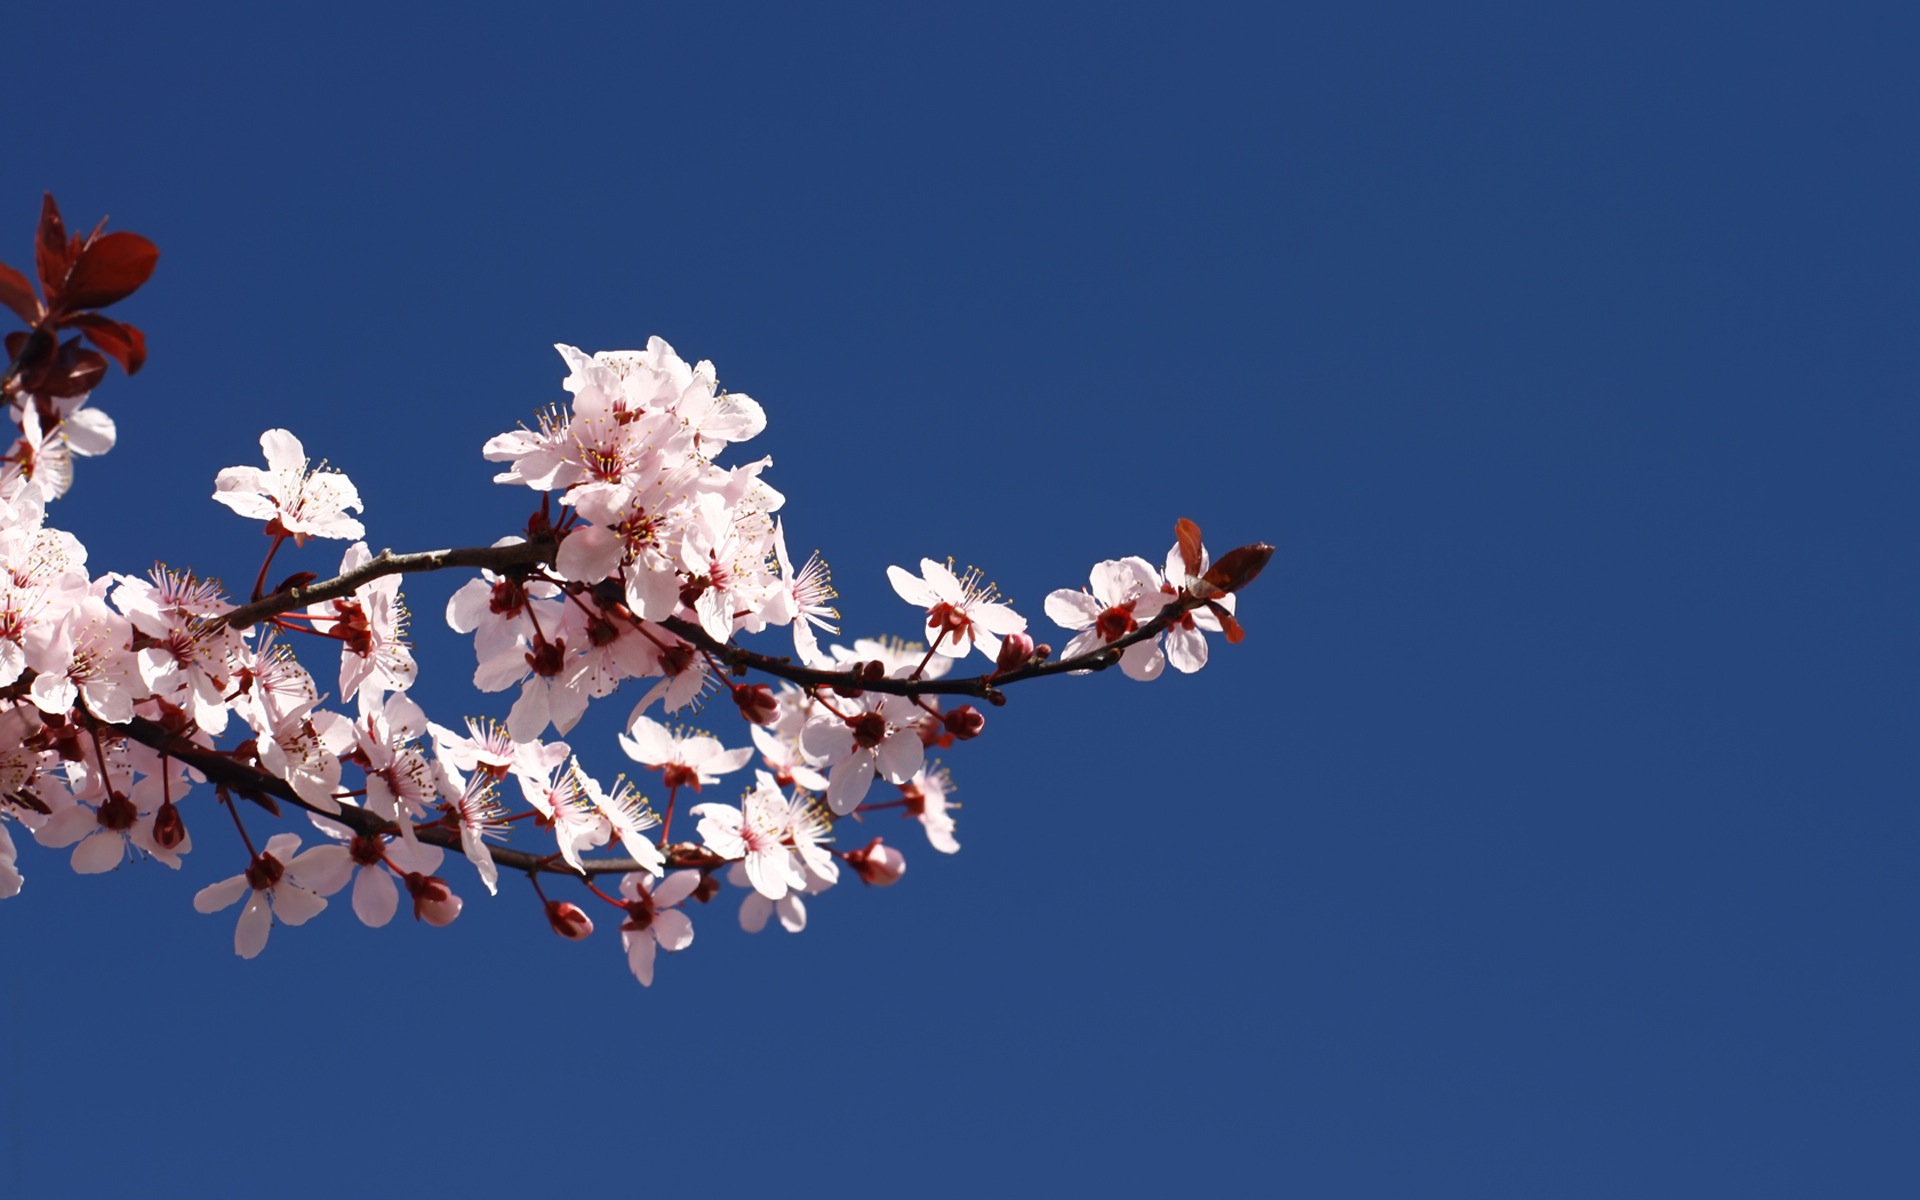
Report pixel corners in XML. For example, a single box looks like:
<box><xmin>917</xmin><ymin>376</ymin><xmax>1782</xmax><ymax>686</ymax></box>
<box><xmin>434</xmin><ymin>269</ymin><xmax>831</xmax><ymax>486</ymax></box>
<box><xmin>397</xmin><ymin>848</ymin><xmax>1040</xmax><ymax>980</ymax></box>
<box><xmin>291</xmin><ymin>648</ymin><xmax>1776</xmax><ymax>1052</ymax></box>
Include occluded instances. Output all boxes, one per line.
<box><xmin>68</xmin><ymin>314</ymin><xmax>146</xmax><ymax>374</ymax></box>
<box><xmin>39</xmin><ymin>341</ymin><xmax>106</xmax><ymax>398</ymax></box>
<box><xmin>0</xmin><ymin>260</ymin><xmax>39</xmax><ymax>326</ymax></box>
<box><xmin>1200</xmin><ymin>542</ymin><xmax>1274</xmax><ymax>595</ymax></box>
<box><xmin>272</xmin><ymin>572</ymin><xmax>319</xmax><ymax>595</ymax></box>
<box><xmin>1175</xmin><ymin>517</ymin><xmax>1204</xmax><ymax>577</ymax></box>
<box><xmin>61</xmin><ymin>232</ymin><xmax>159</xmax><ymax>311</ymax></box>
<box><xmin>1205</xmin><ymin>600</ymin><xmax>1246</xmax><ymax>644</ymax></box>
<box><xmin>33</xmin><ymin>193</ymin><xmax>70</xmax><ymax>299</ymax></box>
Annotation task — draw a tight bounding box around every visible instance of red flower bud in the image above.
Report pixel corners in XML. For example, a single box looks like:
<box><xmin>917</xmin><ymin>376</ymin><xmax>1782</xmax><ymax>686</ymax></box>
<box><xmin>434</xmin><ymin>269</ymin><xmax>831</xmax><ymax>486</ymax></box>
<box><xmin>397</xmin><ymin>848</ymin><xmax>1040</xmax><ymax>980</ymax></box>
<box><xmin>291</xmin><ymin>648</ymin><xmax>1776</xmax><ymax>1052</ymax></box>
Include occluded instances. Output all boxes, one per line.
<box><xmin>733</xmin><ymin>683</ymin><xmax>780</xmax><ymax>726</ymax></box>
<box><xmin>405</xmin><ymin>873</ymin><xmax>463</xmax><ymax>926</ymax></box>
<box><xmin>544</xmin><ymin>900</ymin><xmax>595</xmax><ymax>941</ymax></box>
<box><xmin>150</xmin><ymin>799</ymin><xmax>186</xmax><ymax>851</ymax></box>
<box><xmin>942</xmin><ymin>705</ymin><xmax>985</xmax><ymax>741</ymax></box>
<box><xmin>993</xmin><ymin>631</ymin><xmax>1036</xmax><ymax>676</ymax></box>
<box><xmin>845</xmin><ymin>837</ymin><xmax>907</xmax><ymax>887</ymax></box>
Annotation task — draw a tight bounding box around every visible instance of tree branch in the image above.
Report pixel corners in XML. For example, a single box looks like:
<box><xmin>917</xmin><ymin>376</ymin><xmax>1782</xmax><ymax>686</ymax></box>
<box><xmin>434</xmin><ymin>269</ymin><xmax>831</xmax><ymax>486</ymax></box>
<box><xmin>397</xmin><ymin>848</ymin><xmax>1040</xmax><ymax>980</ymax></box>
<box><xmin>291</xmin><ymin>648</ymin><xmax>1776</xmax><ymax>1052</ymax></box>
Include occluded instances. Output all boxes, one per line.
<box><xmin>117</xmin><ymin>716</ymin><xmax>719</xmax><ymax>880</ymax></box>
<box><xmin>221</xmin><ymin>539</ymin><xmax>558</xmax><ymax>630</ymax></box>
<box><xmin>222</xmin><ymin>535</ymin><xmax>1198</xmax><ymax>699</ymax></box>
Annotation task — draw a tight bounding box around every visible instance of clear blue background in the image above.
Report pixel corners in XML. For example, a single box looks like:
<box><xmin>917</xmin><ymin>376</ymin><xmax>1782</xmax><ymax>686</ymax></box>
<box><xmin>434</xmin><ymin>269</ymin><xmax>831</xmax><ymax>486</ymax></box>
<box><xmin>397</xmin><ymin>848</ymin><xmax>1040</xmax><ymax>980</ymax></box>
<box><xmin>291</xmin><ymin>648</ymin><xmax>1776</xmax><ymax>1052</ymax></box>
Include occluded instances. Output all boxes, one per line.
<box><xmin>4</xmin><ymin>3</ymin><xmax>1915</xmax><ymax>1196</ymax></box>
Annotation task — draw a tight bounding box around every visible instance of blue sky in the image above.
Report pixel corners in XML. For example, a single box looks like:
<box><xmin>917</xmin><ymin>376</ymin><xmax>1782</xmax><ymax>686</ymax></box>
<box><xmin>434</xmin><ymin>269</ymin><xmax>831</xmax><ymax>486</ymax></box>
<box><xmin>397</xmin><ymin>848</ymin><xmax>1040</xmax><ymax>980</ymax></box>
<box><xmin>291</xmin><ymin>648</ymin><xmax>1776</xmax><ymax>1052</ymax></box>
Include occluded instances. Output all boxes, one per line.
<box><xmin>4</xmin><ymin>3</ymin><xmax>1916</xmax><ymax>1196</ymax></box>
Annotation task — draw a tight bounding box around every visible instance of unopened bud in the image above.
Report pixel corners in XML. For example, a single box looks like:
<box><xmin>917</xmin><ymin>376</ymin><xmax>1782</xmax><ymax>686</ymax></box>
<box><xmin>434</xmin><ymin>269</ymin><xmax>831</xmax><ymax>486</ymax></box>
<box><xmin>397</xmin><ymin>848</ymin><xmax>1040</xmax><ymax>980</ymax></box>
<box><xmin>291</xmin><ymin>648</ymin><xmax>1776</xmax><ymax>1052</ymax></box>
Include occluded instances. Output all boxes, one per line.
<box><xmin>943</xmin><ymin>705</ymin><xmax>985</xmax><ymax>740</ymax></box>
<box><xmin>544</xmin><ymin>900</ymin><xmax>595</xmax><ymax>941</ymax></box>
<box><xmin>691</xmin><ymin>872</ymin><xmax>723</xmax><ymax>904</ymax></box>
<box><xmin>405</xmin><ymin>873</ymin><xmax>463</xmax><ymax>927</ymax></box>
<box><xmin>994</xmin><ymin>631</ymin><xmax>1036</xmax><ymax>675</ymax></box>
<box><xmin>845</xmin><ymin>838</ymin><xmax>907</xmax><ymax>887</ymax></box>
<box><xmin>150</xmin><ymin>800</ymin><xmax>186</xmax><ymax>851</ymax></box>
<box><xmin>733</xmin><ymin>683</ymin><xmax>780</xmax><ymax>726</ymax></box>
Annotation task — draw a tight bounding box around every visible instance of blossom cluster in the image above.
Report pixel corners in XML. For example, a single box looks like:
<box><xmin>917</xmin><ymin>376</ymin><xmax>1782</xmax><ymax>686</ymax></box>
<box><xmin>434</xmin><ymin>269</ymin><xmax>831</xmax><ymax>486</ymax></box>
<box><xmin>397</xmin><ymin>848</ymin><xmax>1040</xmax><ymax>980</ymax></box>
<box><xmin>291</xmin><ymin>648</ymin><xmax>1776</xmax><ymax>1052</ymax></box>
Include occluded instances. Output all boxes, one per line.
<box><xmin>0</xmin><ymin>196</ymin><xmax>1270</xmax><ymax>987</ymax></box>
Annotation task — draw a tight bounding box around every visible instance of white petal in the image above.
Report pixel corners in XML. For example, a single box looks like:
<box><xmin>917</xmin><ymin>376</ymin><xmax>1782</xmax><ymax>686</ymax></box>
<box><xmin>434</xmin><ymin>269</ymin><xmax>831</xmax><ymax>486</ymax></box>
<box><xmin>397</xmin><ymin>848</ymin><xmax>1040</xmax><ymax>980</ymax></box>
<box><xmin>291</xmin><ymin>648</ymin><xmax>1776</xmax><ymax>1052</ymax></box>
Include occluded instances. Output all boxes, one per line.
<box><xmin>292</xmin><ymin>845</ymin><xmax>354</xmax><ymax>895</ymax></box>
<box><xmin>1118</xmin><ymin>638</ymin><xmax>1166</xmax><ymax>682</ymax></box>
<box><xmin>554</xmin><ymin>526</ymin><xmax>624</xmax><ymax>583</ymax></box>
<box><xmin>652</xmin><ymin>868</ymin><xmax>703</xmax><ymax>908</ymax></box>
<box><xmin>258</xmin><ymin>429</ymin><xmax>306</xmax><ymax>473</ymax></box>
<box><xmin>1044</xmin><ymin>589</ymin><xmax>1100</xmax><ymax>630</ymax></box>
<box><xmin>1164</xmin><ymin>624</ymin><xmax>1209</xmax><ymax>673</ymax></box>
<box><xmin>651</xmin><ymin>908</ymin><xmax>694</xmax><ymax>952</ymax></box>
<box><xmin>738</xmin><ymin>892</ymin><xmax>772</xmax><ymax>933</ymax></box>
<box><xmin>235</xmin><ymin>892</ymin><xmax>272</xmax><ymax>958</ymax></box>
<box><xmin>624</xmin><ymin>928</ymin><xmax>657</xmax><ymax>986</ymax></box>
<box><xmin>825</xmin><ymin>753</ymin><xmax>874</xmax><ymax>816</ymax></box>
<box><xmin>875</xmin><ymin>730</ymin><xmax>924</xmax><ymax>784</ymax></box>
<box><xmin>34</xmin><ymin>804</ymin><xmax>97</xmax><ymax>849</ymax></box>
<box><xmin>887</xmin><ymin>564</ymin><xmax>940</xmax><ymax>608</ymax></box>
<box><xmin>776</xmin><ymin>894</ymin><xmax>808</xmax><ymax>934</ymax></box>
<box><xmin>272</xmin><ymin>884</ymin><xmax>327</xmax><ymax>926</ymax></box>
<box><xmin>70</xmin><ymin>831</ymin><xmax>124</xmax><ymax>874</ymax></box>
<box><xmin>620</xmin><ymin>715</ymin><xmax>675</xmax><ymax>767</ymax></box>
<box><xmin>353</xmin><ymin>867</ymin><xmax>398</xmax><ymax>927</ymax></box>
<box><xmin>919</xmin><ymin>558</ymin><xmax>962</xmax><ymax>601</ymax></box>
<box><xmin>194</xmin><ymin>875</ymin><xmax>250</xmax><ymax>913</ymax></box>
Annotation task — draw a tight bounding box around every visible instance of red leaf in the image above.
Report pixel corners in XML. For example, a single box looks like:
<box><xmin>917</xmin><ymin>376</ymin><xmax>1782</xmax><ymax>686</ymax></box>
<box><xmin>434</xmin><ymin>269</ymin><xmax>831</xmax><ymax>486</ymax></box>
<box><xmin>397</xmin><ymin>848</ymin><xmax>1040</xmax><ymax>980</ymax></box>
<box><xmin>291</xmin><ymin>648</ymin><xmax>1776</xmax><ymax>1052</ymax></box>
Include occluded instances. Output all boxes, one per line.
<box><xmin>33</xmin><ymin>193</ymin><xmax>70</xmax><ymax>299</ymax></box>
<box><xmin>28</xmin><ymin>339</ymin><xmax>107</xmax><ymax>399</ymax></box>
<box><xmin>1200</xmin><ymin>542</ymin><xmax>1274</xmax><ymax>595</ymax></box>
<box><xmin>1175</xmin><ymin>517</ymin><xmax>1204</xmax><ymax>577</ymax></box>
<box><xmin>61</xmin><ymin>231</ymin><xmax>159</xmax><ymax>311</ymax></box>
<box><xmin>0</xmin><ymin>260</ymin><xmax>39</xmax><ymax>325</ymax></box>
<box><xmin>1205</xmin><ymin>600</ymin><xmax>1246</xmax><ymax>644</ymax></box>
<box><xmin>68</xmin><ymin>314</ymin><xmax>146</xmax><ymax>374</ymax></box>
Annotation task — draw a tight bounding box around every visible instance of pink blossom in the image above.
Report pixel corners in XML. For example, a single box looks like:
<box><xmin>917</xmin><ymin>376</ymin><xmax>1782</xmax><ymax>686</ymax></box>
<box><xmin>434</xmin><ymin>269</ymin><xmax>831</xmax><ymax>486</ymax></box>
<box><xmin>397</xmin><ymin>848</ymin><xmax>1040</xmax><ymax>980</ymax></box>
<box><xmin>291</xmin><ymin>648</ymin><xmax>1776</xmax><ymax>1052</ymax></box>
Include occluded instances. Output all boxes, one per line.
<box><xmin>192</xmin><ymin>832</ymin><xmax>333</xmax><ymax>959</ymax></box>
<box><xmin>800</xmin><ymin>695</ymin><xmax>926</xmax><ymax>815</ymax></box>
<box><xmin>212</xmin><ymin>429</ymin><xmax>364</xmax><ymax>544</ymax></box>
<box><xmin>1044</xmin><ymin>557</ymin><xmax>1174</xmax><ymax>682</ymax></box>
<box><xmin>618</xmin><ymin>869</ymin><xmax>700</xmax><ymax>987</ymax></box>
<box><xmin>887</xmin><ymin>558</ymin><xmax>1025</xmax><ymax>663</ymax></box>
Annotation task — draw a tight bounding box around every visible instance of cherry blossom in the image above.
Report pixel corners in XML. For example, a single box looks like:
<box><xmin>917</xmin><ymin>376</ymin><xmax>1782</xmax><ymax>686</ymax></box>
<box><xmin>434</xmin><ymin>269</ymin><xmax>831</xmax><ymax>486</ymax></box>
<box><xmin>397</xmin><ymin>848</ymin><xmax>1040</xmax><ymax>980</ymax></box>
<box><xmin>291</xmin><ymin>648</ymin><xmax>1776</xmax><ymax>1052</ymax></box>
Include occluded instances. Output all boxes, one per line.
<box><xmin>690</xmin><ymin>773</ymin><xmax>801</xmax><ymax>900</ymax></box>
<box><xmin>192</xmin><ymin>832</ymin><xmax>335</xmax><ymax>958</ymax></box>
<box><xmin>576</xmin><ymin>770</ymin><xmax>664</xmax><ymax>877</ymax></box>
<box><xmin>0</xmin><ymin>216</ymin><xmax>1275</xmax><ymax>993</ymax></box>
<box><xmin>800</xmin><ymin>694</ymin><xmax>926</xmax><ymax>815</ymax></box>
<box><xmin>764</xmin><ymin>518</ymin><xmax>837</xmax><ymax>668</ymax></box>
<box><xmin>212</xmin><ymin>429</ymin><xmax>364</xmax><ymax>544</ymax></box>
<box><xmin>1044</xmin><ymin>557</ymin><xmax>1175</xmax><ymax>682</ymax></box>
<box><xmin>887</xmin><ymin>558</ymin><xmax>1026</xmax><ymax>664</ymax></box>
<box><xmin>619</xmin><ymin>714</ymin><xmax>753</xmax><ymax>792</ymax></box>
<box><xmin>618</xmin><ymin>869</ymin><xmax>700</xmax><ymax>987</ymax></box>
<box><xmin>306</xmin><ymin>541</ymin><xmax>415</xmax><ymax>702</ymax></box>
<box><xmin>308</xmin><ymin>817</ymin><xmax>446</xmax><ymax>927</ymax></box>
<box><xmin>34</xmin><ymin>752</ymin><xmax>191</xmax><ymax>874</ymax></box>
<box><xmin>727</xmin><ymin>855</ymin><xmax>835</xmax><ymax>934</ymax></box>
<box><xmin>898</xmin><ymin>765</ymin><xmax>960</xmax><ymax>855</ymax></box>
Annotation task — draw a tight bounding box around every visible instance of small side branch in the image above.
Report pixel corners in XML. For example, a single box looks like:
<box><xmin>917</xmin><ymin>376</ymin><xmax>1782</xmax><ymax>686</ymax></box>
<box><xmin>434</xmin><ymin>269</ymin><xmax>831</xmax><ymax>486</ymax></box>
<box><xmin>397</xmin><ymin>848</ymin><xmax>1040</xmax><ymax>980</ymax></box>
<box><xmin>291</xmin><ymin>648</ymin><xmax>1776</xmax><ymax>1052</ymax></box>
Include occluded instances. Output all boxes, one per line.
<box><xmin>222</xmin><ymin>540</ymin><xmax>557</xmax><ymax>630</ymax></box>
<box><xmin>119</xmin><ymin>717</ymin><xmax>715</xmax><ymax>879</ymax></box>
<box><xmin>221</xmin><ymin>536</ymin><xmax>1201</xmax><ymax>697</ymax></box>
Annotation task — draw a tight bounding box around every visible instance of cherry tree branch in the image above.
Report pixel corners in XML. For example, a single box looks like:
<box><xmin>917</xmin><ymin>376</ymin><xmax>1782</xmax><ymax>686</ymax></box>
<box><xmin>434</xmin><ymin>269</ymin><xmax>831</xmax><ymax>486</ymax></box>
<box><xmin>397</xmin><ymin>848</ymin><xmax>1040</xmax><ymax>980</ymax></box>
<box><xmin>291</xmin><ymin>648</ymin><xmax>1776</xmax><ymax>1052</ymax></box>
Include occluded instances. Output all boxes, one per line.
<box><xmin>115</xmin><ymin>716</ymin><xmax>720</xmax><ymax>880</ymax></box>
<box><xmin>221</xmin><ymin>536</ymin><xmax>1195</xmax><ymax>700</ymax></box>
<box><xmin>220</xmin><ymin>539</ymin><xmax>558</xmax><ymax>630</ymax></box>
